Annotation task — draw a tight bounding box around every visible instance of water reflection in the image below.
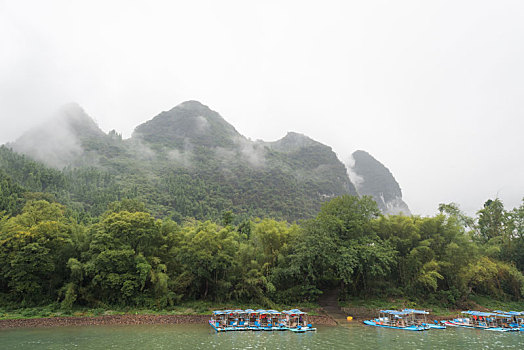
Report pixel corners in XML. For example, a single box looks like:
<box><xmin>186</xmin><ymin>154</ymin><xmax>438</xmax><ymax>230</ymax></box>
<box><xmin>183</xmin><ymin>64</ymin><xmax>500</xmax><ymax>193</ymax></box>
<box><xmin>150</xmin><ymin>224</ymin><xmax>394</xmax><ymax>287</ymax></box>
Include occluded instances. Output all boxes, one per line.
<box><xmin>1</xmin><ymin>323</ymin><xmax>524</xmax><ymax>349</ymax></box>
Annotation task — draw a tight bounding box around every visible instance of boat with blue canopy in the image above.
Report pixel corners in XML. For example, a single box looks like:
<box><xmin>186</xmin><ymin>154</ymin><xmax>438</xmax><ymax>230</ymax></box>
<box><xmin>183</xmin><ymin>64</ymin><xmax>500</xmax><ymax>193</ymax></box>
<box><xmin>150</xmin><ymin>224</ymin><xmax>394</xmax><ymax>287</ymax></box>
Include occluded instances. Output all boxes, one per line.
<box><xmin>282</xmin><ymin>309</ymin><xmax>316</xmax><ymax>332</ymax></box>
<box><xmin>443</xmin><ymin>311</ymin><xmax>519</xmax><ymax>332</ymax></box>
<box><xmin>402</xmin><ymin>309</ymin><xmax>446</xmax><ymax>329</ymax></box>
<box><xmin>244</xmin><ymin>309</ymin><xmax>260</xmax><ymax>330</ymax></box>
<box><xmin>364</xmin><ymin>310</ymin><xmax>430</xmax><ymax>331</ymax></box>
<box><xmin>267</xmin><ymin>310</ymin><xmax>288</xmax><ymax>331</ymax></box>
<box><xmin>209</xmin><ymin>308</ymin><xmax>315</xmax><ymax>332</ymax></box>
<box><xmin>492</xmin><ymin>310</ymin><xmax>524</xmax><ymax>331</ymax></box>
<box><xmin>209</xmin><ymin>310</ymin><xmax>231</xmax><ymax>332</ymax></box>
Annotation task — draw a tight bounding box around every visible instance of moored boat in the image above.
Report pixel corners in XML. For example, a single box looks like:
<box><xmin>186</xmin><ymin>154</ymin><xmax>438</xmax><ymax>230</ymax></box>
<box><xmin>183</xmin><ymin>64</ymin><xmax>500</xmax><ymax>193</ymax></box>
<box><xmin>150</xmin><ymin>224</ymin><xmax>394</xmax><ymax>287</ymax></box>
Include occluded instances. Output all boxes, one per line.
<box><xmin>267</xmin><ymin>310</ymin><xmax>288</xmax><ymax>330</ymax></box>
<box><xmin>245</xmin><ymin>309</ymin><xmax>260</xmax><ymax>330</ymax></box>
<box><xmin>402</xmin><ymin>309</ymin><xmax>446</xmax><ymax>329</ymax></box>
<box><xmin>364</xmin><ymin>310</ymin><xmax>429</xmax><ymax>331</ymax></box>
<box><xmin>209</xmin><ymin>308</ymin><xmax>315</xmax><ymax>332</ymax></box>
<box><xmin>283</xmin><ymin>309</ymin><xmax>316</xmax><ymax>332</ymax></box>
<box><xmin>492</xmin><ymin>310</ymin><xmax>524</xmax><ymax>331</ymax></box>
<box><xmin>444</xmin><ymin>311</ymin><xmax>519</xmax><ymax>332</ymax></box>
<box><xmin>209</xmin><ymin>310</ymin><xmax>229</xmax><ymax>332</ymax></box>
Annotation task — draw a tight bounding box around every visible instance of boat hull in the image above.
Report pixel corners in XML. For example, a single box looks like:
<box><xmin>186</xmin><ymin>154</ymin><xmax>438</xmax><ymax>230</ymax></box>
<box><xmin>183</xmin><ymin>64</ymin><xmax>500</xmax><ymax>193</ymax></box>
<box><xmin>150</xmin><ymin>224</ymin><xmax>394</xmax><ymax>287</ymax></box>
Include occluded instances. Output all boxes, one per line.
<box><xmin>427</xmin><ymin>324</ymin><xmax>447</xmax><ymax>329</ymax></box>
<box><xmin>289</xmin><ymin>327</ymin><xmax>316</xmax><ymax>332</ymax></box>
<box><xmin>210</xmin><ymin>321</ymin><xmax>314</xmax><ymax>332</ymax></box>
<box><xmin>363</xmin><ymin>320</ymin><xmax>428</xmax><ymax>331</ymax></box>
<box><xmin>443</xmin><ymin>320</ymin><xmax>518</xmax><ymax>332</ymax></box>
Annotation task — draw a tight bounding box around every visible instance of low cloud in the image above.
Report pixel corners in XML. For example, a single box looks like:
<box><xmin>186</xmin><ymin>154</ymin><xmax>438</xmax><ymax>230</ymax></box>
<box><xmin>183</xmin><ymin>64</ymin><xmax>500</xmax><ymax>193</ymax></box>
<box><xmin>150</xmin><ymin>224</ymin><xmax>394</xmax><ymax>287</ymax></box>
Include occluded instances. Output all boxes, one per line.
<box><xmin>345</xmin><ymin>154</ymin><xmax>364</xmax><ymax>192</ymax></box>
<box><xmin>9</xmin><ymin>105</ymin><xmax>86</xmax><ymax>169</ymax></box>
<box><xmin>236</xmin><ymin>137</ymin><xmax>266</xmax><ymax>168</ymax></box>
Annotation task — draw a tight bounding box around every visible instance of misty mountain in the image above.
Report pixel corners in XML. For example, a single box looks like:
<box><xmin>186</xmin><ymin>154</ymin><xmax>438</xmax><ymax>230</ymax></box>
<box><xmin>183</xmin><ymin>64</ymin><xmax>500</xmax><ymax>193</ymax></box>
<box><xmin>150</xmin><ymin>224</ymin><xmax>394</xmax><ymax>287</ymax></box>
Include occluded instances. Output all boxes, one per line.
<box><xmin>9</xmin><ymin>103</ymin><xmax>123</xmax><ymax>169</ymax></box>
<box><xmin>347</xmin><ymin>150</ymin><xmax>411</xmax><ymax>215</ymax></box>
<box><xmin>133</xmin><ymin>100</ymin><xmax>242</xmax><ymax>149</ymax></box>
<box><xmin>3</xmin><ymin>101</ymin><xmax>407</xmax><ymax>220</ymax></box>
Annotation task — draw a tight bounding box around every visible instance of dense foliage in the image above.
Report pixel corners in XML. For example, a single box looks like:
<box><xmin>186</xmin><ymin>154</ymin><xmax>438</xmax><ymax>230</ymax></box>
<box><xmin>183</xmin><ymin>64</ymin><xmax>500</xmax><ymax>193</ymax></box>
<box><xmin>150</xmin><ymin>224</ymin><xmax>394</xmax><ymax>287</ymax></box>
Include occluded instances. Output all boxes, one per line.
<box><xmin>0</xmin><ymin>139</ymin><xmax>352</xmax><ymax>223</ymax></box>
<box><xmin>1</xmin><ymin>190</ymin><xmax>523</xmax><ymax>309</ymax></box>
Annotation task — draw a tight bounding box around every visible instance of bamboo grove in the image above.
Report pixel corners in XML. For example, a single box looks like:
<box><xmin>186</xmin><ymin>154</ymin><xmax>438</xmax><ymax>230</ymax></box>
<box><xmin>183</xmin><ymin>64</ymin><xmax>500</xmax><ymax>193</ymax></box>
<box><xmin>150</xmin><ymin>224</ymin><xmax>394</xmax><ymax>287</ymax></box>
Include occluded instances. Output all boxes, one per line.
<box><xmin>1</xmin><ymin>194</ymin><xmax>523</xmax><ymax>310</ymax></box>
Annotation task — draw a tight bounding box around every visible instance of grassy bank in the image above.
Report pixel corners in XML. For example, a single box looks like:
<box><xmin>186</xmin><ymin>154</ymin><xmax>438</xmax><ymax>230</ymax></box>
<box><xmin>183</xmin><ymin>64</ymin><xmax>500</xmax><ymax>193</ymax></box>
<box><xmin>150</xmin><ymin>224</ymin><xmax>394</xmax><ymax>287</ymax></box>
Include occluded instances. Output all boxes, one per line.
<box><xmin>4</xmin><ymin>296</ymin><xmax>523</xmax><ymax>321</ymax></box>
<box><xmin>0</xmin><ymin>301</ymin><xmax>322</xmax><ymax>320</ymax></box>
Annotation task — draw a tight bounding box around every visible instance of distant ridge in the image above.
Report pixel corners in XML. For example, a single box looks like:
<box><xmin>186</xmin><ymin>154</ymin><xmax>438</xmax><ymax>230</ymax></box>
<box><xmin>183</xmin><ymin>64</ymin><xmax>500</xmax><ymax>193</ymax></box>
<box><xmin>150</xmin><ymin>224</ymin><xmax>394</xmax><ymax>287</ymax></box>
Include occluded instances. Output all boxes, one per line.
<box><xmin>4</xmin><ymin>101</ymin><xmax>408</xmax><ymax>219</ymax></box>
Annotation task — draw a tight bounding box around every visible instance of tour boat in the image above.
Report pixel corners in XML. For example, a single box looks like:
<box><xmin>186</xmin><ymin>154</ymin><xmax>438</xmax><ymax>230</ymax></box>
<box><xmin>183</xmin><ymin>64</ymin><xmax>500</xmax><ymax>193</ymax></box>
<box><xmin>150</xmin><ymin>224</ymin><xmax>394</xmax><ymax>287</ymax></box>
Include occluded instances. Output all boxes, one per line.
<box><xmin>209</xmin><ymin>308</ymin><xmax>315</xmax><ymax>332</ymax></box>
<box><xmin>444</xmin><ymin>311</ymin><xmax>519</xmax><ymax>332</ymax></box>
<box><xmin>282</xmin><ymin>309</ymin><xmax>316</xmax><ymax>332</ymax></box>
<box><xmin>403</xmin><ymin>309</ymin><xmax>446</xmax><ymax>329</ymax></box>
<box><xmin>492</xmin><ymin>310</ymin><xmax>524</xmax><ymax>331</ymax></box>
<box><xmin>364</xmin><ymin>310</ymin><xmax>430</xmax><ymax>331</ymax></box>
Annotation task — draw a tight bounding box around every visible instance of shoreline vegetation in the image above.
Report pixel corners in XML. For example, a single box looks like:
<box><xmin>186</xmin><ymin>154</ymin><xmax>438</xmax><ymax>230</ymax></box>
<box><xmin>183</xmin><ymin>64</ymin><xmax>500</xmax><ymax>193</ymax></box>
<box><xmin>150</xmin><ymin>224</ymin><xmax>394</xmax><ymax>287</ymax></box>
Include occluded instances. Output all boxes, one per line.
<box><xmin>1</xmin><ymin>187</ymin><xmax>524</xmax><ymax>331</ymax></box>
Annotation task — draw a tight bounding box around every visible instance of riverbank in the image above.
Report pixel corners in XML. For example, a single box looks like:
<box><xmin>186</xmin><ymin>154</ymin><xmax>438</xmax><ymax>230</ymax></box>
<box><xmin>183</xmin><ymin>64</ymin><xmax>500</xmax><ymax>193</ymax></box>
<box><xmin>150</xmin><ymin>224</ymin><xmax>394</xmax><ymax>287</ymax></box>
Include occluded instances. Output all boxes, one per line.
<box><xmin>0</xmin><ymin>314</ymin><xmax>336</xmax><ymax>329</ymax></box>
<box><xmin>339</xmin><ymin>295</ymin><xmax>524</xmax><ymax>320</ymax></box>
<box><xmin>3</xmin><ymin>295</ymin><xmax>521</xmax><ymax>329</ymax></box>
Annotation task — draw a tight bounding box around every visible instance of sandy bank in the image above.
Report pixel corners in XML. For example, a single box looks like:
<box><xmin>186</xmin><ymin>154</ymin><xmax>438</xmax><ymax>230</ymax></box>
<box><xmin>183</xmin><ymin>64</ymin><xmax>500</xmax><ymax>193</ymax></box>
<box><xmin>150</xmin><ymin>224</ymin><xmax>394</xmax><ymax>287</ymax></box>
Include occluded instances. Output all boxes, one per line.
<box><xmin>0</xmin><ymin>314</ymin><xmax>336</xmax><ymax>329</ymax></box>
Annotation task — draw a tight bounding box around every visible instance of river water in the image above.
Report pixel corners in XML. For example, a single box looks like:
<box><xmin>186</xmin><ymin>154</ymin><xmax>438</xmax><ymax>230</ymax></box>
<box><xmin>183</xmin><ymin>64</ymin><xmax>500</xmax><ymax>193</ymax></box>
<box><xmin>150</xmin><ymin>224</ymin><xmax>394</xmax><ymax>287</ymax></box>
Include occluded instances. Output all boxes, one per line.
<box><xmin>1</xmin><ymin>323</ymin><xmax>524</xmax><ymax>349</ymax></box>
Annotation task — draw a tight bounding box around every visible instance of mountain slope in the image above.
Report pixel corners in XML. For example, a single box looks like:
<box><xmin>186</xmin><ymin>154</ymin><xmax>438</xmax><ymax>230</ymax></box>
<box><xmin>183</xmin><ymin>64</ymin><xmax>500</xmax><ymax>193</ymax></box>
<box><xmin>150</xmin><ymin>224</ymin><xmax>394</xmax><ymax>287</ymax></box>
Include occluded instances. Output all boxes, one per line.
<box><xmin>132</xmin><ymin>100</ymin><xmax>242</xmax><ymax>149</ymax></box>
<box><xmin>348</xmin><ymin>150</ymin><xmax>411</xmax><ymax>215</ymax></box>
<box><xmin>3</xmin><ymin>101</ymin><xmax>359</xmax><ymax>221</ymax></box>
<box><xmin>4</xmin><ymin>101</ymin><xmax>412</xmax><ymax>219</ymax></box>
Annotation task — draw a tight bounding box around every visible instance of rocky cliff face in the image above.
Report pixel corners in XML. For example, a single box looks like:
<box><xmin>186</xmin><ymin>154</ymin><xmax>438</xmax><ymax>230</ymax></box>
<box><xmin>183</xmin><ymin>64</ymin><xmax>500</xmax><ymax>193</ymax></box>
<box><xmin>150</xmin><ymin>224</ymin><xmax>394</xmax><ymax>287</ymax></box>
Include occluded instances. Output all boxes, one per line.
<box><xmin>347</xmin><ymin>150</ymin><xmax>411</xmax><ymax>215</ymax></box>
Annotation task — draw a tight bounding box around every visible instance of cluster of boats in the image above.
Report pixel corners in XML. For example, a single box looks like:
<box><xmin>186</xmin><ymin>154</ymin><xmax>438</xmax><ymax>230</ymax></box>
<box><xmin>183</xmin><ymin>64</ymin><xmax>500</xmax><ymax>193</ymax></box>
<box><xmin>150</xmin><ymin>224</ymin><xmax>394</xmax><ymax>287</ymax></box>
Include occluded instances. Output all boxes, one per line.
<box><xmin>364</xmin><ymin>309</ymin><xmax>445</xmax><ymax>331</ymax></box>
<box><xmin>210</xmin><ymin>307</ymin><xmax>524</xmax><ymax>333</ymax></box>
<box><xmin>443</xmin><ymin>310</ymin><xmax>524</xmax><ymax>332</ymax></box>
<box><xmin>209</xmin><ymin>309</ymin><xmax>316</xmax><ymax>332</ymax></box>
<box><xmin>365</xmin><ymin>309</ymin><xmax>524</xmax><ymax>332</ymax></box>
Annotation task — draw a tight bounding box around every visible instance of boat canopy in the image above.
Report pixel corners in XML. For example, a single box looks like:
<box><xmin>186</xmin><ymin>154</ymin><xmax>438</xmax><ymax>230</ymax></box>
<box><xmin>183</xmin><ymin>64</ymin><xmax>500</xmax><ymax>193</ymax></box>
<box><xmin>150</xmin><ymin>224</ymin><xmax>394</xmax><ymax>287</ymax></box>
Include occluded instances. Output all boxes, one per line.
<box><xmin>379</xmin><ymin>310</ymin><xmax>412</xmax><ymax>316</ymax></box>
<box><xmin>282</xmin><ymin>309</ymin><xmax>306</xmax><ymax>315</ymax></box>
<box><xmin>461</xmin><ymin>311</ymin><xmax>500</xmax><ymax>317</ymax></box>
<box><xmin>212</xmin><ymin>309</ymin><xmax>308</xmax><ymax>316</ymax></box>
<box><xmin>290</xmin><ymin>309</ymin><xmax>305</xmax><ymax>314</ymax></box>
<box><xmin>403</xmin><ymin>309</ymin><xmax>429</xmax><ymax>314</ymax></box>
<box><xmin>493</xmin><ymin>310</ymin><xmax>523</xmax><ymax>316</ymax></box>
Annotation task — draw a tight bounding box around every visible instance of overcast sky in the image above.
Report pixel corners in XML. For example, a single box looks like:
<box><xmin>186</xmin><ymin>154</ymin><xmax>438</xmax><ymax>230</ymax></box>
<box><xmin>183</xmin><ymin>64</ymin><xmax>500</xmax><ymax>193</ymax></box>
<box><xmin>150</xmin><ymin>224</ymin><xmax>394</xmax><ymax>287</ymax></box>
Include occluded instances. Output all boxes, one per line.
<box><xmin>1</xmin><ymin>0</ymin><xmax>523</xmax><ymax>216</ymax></box>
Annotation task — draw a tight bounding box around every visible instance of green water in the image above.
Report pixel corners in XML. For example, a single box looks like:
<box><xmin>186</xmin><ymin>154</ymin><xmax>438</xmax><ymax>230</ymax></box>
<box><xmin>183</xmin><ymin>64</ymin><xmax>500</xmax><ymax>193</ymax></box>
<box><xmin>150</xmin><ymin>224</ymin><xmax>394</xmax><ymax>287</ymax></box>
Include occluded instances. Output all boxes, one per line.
<box><xmin>1</xmin><ymin>323</ymin><xmax>524</xmax><ymax>349</ymax></box>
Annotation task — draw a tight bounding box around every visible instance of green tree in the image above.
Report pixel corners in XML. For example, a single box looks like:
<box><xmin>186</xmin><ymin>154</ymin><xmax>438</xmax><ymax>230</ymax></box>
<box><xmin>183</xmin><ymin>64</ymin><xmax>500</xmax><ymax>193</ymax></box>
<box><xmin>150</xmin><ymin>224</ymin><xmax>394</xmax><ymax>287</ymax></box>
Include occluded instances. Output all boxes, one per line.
<box><xmin>177</xmin><ymin>221</ymin><xmax>239</xmax><ymax>301</ymax></box>
<box><xmin>477</xmin><ymin>199</ymin><xmax>510</xmax><ymax>243</ymax></box>
<box><xmin>0</xmin><ymin>201</ymin><xmax>75</xmax><ymax>304</ymax></box>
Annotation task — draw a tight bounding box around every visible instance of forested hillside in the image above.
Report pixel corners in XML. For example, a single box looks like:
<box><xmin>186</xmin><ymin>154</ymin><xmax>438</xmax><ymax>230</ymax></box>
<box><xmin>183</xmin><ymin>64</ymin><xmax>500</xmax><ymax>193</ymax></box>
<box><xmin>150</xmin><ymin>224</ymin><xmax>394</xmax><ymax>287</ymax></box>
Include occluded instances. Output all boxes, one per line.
<box><xmin>4</xmin><ymin>101</ymin><xmax>357</xmax><ymax>222</ymax></box>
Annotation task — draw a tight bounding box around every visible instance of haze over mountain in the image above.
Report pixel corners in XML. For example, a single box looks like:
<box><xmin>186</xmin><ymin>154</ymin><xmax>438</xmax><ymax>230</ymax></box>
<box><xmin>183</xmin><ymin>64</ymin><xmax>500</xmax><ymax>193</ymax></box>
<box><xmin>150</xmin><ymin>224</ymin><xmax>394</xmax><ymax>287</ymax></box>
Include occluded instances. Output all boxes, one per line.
<box><xmin>10</xmin><ymin>103</ymin><xmax>106</xmax><ymax>168</ymax></box>
<box><xmin>4</xmin><ymin>101</ymin><xmax>408</xmax><ymax>220</ymax></box>
<box><xmin>347</xmin><ymin>150</ymin><xmax>411</xmax><ymax>215</ymax></box>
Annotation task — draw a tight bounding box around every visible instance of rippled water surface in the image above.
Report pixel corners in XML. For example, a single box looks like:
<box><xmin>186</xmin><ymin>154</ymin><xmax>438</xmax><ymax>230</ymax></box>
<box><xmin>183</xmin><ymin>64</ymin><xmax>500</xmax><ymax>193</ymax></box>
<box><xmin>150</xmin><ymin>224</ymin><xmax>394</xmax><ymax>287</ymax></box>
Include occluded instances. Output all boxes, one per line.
<box><xmin>2</xmin><ymin>323</ymin><xmax>524</xmax><ymax>349</ymax></box>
